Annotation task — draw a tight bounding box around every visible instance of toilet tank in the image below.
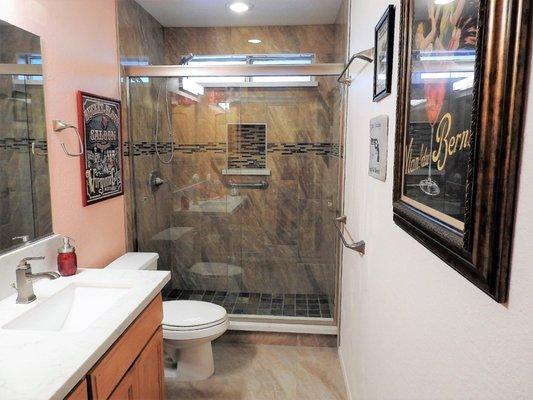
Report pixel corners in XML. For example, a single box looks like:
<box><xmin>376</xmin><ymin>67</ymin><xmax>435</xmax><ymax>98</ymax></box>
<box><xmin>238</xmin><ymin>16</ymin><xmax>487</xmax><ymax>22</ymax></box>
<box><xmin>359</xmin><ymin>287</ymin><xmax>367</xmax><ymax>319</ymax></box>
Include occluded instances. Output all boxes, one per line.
<box><xmin>106</xmin><ymin>252</ymin><xmax>159</xmax><ymax>271</ymax></box>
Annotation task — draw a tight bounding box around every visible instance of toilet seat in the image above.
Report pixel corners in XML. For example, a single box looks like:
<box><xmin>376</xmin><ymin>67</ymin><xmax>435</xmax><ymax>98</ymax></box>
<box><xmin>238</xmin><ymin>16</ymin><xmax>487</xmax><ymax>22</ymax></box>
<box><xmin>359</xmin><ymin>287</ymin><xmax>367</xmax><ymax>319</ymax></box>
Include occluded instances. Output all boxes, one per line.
<box><xmin>162</xmin><ymin>300</ymin><xmax>228</xmax><ymax>331</ymax></box>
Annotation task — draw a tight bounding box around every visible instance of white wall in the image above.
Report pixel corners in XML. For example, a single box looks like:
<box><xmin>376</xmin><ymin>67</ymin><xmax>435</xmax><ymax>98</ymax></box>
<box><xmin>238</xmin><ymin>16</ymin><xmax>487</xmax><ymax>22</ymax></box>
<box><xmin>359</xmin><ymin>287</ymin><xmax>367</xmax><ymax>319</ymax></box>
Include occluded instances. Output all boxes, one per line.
<box><xmin>339</xmin><ymin>1</ymin><xmax>533</xmax><ymax>399</ymax></box>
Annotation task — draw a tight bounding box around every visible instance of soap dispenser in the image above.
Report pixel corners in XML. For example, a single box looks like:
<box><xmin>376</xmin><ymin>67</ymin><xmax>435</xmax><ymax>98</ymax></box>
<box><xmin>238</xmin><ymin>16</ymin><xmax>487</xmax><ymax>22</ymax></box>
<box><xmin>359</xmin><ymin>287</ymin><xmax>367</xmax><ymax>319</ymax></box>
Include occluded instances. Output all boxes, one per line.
<box><xmin>57</xmin><ymin>236</ymin><xmax>77</xmax><ymax>276</ymax></box>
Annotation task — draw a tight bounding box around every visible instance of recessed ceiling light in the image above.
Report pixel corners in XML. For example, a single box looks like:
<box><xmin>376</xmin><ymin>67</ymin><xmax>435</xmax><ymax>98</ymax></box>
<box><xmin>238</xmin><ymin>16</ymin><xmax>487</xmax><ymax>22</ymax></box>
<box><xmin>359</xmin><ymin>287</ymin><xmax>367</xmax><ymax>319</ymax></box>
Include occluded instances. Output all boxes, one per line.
<box><xmin>228</xmin><ymin>2</ymin><xmax>251</xmax><ymax>13</ymax></box>
<box><xmin>248</xmin><ymin>39</ymin><xmax>262</xmax><ymax>44</ymax></box>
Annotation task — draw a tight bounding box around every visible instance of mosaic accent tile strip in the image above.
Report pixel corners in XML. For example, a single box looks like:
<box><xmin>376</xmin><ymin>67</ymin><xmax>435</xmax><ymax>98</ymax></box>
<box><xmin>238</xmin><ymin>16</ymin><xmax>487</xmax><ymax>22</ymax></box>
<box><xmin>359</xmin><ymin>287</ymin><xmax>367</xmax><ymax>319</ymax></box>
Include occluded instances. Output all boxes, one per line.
<box><xmin>267</xmin><ymin>142</ymin><xmax>333</xmax><ymax>155</ymax></box>
<box><xmin>0</xmin><ymin>138</ymin><xmax>47</xmax><ymax>152</ymax></box>
<box><xmin>227</xmin><ymin>124</ymin><xmax>267</xmax><ymax>169</ymax></box>
<box><xmin>124</xmin><ymin>140</ymin><xmax>342</xmax><ymax>157</ymax></box>
<box><xmin>164</xmin><ymin>290</ymin><xmax>333</xmax><ymax>319</ymax></box>
<box><xmin>124</xmin><ymin>141</ymin><xmax>226</xmax><ymax>156</ymax></box>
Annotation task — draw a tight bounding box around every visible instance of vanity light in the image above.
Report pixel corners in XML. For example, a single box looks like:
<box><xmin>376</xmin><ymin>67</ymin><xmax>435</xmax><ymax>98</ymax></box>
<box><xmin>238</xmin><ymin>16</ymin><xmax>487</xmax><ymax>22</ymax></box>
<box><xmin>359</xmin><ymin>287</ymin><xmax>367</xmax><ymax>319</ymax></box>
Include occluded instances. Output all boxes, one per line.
<box><xmin>228</xmin><ymin>2</ymin><xmax>251</xmax><ymax>13</ymax></box>
<box><xmin>248</xmin><ymin>39</ymin><xmax>262</xmax><ymax>44</ymax></box>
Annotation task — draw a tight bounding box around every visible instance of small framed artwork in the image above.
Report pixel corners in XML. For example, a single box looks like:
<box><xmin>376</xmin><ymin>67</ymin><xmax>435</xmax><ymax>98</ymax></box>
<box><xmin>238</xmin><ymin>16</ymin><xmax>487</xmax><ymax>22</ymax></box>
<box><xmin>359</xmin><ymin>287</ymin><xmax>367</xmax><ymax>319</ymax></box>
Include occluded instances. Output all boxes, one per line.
<box><xmin>77</xmin><ymin>91</ymin><xmax>124</xmax><ymax>206</ymax></box>
<box><xmin>369</xmin><ymin>115</ymin><xmax>388</xmax><ymax>181</ymax></box>
<box><xmin>373</xmin><ymin>5</ymin><xmax>395</xmax><ymax>102</ymax></box>
<box><xmin>393</xmin><ymin>0</ymin><xmax>530</xmax><ymax>302</ymax></box>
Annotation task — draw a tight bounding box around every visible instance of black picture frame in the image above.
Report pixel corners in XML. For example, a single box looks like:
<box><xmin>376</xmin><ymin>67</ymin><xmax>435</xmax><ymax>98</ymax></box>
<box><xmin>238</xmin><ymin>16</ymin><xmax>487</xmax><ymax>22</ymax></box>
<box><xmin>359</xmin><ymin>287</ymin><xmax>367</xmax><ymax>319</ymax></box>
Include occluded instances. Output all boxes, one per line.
<box><xmin>393</xmin><ymin>0</ymin><xmax>531</xmax><ymax>302</ymax></box>
<box><xmin>373</xmin><ymin>5</ymin><xmax>395</xmax><ymax>102</ymax></box>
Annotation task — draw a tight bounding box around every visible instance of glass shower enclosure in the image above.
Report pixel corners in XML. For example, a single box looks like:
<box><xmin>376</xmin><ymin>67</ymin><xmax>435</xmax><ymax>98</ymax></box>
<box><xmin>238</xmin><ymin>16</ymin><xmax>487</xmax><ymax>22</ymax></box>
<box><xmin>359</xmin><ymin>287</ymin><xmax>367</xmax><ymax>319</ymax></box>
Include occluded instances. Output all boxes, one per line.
<box><xmin>125</xmin><ymin>63</ymin><xmax>345</xmax><ymax>327</ymax></box>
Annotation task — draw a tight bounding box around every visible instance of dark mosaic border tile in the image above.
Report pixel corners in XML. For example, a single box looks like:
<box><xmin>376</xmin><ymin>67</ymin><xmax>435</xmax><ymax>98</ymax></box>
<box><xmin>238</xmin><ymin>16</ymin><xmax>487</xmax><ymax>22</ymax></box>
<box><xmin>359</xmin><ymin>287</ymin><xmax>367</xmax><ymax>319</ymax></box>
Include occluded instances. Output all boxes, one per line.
<box><xmin>124</xmin><ymin>140</ymin><xmax>342</xmax><ymax>158</ymax></box>
<box><xmin>164</xmin><ymin>289</ymin><xmax>333</xmax><ymax>319</ymax></box>
<box><xmin>0</xmin><ymin>138</ymin><xmax>47</xmax><ymax>152</ymax></box>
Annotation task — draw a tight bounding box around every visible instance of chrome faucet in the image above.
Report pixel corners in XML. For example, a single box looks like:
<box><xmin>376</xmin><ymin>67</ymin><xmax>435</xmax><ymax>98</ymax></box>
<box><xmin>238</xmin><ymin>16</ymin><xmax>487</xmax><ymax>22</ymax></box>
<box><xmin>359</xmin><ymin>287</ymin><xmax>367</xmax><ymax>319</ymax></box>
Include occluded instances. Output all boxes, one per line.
<box><xmin>12</xmin><ymin>257</ymin><xmax>60</xmax><ymax>304</ymax></box>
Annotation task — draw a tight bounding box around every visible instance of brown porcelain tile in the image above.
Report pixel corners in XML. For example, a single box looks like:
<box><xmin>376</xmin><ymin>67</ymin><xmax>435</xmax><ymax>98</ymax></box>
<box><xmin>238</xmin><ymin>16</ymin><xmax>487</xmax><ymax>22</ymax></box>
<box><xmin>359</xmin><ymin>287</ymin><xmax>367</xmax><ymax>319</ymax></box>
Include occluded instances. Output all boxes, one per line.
<box><xmin>122</xmin><ymin>18</ymin><xmax>350</xmax><ymax>303</ymax></box>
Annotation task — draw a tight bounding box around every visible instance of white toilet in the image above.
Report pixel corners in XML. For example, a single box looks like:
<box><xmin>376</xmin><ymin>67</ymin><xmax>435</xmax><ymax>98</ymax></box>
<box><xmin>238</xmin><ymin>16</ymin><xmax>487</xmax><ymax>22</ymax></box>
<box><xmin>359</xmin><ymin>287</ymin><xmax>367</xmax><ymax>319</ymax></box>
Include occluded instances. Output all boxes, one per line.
<box><xmin>106</xmin><ymin>252</ymin><xmax>228</xmax><ymax>381</ymax></box>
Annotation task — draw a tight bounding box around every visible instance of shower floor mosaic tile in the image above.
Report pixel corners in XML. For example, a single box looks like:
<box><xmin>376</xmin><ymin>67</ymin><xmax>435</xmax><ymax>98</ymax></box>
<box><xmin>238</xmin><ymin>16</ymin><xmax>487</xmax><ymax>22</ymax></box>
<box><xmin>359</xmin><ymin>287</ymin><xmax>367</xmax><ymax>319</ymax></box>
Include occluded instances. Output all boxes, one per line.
<box><xmin>164</xmin><ymin>290</ymin><xmax>333</xmax><ymax>318</ymax></box>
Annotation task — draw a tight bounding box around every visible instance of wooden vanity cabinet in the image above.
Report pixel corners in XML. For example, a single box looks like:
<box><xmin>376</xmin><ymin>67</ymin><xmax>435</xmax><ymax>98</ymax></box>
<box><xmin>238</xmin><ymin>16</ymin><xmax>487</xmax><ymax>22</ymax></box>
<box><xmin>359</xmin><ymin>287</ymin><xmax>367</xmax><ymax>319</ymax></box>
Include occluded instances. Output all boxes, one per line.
<box><xmin>65</xmin><ymin>294</ymin><xmax>165</xmax><ymax>400</ymax></box>
<box><xmin>65</xmin><ymin>380</ymin><xmax>89</xmax><ymax>400</ymax></box>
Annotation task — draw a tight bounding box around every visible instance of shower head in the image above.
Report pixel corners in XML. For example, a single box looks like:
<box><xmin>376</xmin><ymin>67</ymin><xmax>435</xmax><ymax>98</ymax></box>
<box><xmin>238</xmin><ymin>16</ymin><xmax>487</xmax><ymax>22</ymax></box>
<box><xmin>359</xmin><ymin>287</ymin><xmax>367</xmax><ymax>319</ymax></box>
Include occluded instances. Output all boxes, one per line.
<box><xmin>179</xmin><ymin>53</ymin><xmax>194</xmax><ymax>65</ymax></box>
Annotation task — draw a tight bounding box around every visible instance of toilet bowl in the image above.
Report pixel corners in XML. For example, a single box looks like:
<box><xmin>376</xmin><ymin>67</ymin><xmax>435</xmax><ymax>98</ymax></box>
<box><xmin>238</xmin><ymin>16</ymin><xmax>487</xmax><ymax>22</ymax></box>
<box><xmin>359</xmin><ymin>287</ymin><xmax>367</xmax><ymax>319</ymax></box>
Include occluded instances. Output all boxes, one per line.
<box><xmin>106</xmin><ymin>252</ymin><xmax>228</xmax><ymax>381</ymax></box>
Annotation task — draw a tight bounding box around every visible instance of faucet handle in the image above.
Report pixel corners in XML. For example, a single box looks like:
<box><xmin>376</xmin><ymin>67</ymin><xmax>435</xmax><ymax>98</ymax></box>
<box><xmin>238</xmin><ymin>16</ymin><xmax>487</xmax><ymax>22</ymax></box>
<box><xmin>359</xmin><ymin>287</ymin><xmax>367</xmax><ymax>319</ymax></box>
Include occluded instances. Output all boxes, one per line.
<box><xmin>18</xmin><ymin>256</ymin><xmax>45</xmax><ymax>268</ymax></box>
<box><xmin>12</xmin><ymin>235</ymin><xmax>30</xmax><ymax>244</ymax></box>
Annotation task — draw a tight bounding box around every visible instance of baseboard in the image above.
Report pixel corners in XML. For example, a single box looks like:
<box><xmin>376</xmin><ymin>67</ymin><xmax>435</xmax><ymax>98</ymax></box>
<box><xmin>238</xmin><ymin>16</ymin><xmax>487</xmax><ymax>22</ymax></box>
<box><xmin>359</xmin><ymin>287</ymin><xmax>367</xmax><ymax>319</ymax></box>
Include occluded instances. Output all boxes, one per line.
<box><xmin>338</xmin><ymin>346</ymin><xmax>353</xmax><ymax>400</ymax></box>
<box><xmin>218</xmin><ymin>330</ymin><xmax>337</xmax><ymax>347</ymax></box>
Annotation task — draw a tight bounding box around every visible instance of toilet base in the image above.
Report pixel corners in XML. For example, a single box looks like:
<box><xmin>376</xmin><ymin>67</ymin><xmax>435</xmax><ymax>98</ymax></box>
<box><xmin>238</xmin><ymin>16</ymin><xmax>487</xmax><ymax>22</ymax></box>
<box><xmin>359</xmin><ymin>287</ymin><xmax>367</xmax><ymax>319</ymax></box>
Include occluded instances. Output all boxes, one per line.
<box><xmin>164</xmin><ymin>341</ymin><xmax>215</xmax><ymax>381</ymax></box>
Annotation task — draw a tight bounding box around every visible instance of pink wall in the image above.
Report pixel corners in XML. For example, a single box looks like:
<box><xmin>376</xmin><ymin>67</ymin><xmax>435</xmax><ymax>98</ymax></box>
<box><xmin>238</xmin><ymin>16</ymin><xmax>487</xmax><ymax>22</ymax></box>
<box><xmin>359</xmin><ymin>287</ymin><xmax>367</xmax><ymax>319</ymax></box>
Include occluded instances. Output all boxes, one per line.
<box><xmin>0</xmin><ymin>0</ymin><xmax>126</xmax><ymax>267</ymax></box>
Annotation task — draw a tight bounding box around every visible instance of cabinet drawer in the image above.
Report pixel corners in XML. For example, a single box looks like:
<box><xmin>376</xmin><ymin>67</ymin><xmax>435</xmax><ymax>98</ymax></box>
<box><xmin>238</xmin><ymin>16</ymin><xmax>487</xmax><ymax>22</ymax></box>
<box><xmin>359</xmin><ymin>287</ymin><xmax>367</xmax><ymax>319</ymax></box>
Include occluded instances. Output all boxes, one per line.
<box><xmin>88</xmin><ymin>294</ymin><xmax>163</xmax><ymax>399</ymax></box>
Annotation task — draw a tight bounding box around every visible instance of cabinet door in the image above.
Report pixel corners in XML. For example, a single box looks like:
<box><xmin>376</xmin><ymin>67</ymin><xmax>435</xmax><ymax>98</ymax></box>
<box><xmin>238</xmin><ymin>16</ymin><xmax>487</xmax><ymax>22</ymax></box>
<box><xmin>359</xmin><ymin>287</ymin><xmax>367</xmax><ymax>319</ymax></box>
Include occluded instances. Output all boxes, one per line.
<box><xmin>136</xmin><ymin>327</ymin><xmax>164</xmax><ymax>400</ymax></box>
<box><xmin>108</xmin><ymin>365</ymin><xmax>138</xmax><ymax>400</ymax></box>
<box><xmin>88</xmin><ymin>295</ymin><xmax>163</xmax><ymax>399</ymax></box>
<box><xmin>64</xmin><ymin>379</ymin><xmax>88</xmax><ymax>400</ymax></box>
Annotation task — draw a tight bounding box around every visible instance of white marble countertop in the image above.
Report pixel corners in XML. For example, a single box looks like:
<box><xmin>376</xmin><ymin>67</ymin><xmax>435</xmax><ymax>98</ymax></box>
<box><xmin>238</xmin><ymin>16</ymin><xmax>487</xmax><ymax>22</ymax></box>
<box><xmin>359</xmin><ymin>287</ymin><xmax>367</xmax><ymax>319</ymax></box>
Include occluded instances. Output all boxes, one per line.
<box><xmin>0</xmin><ymin>268</ymin><xmax>170</xmax><ymax>400</ymax></box>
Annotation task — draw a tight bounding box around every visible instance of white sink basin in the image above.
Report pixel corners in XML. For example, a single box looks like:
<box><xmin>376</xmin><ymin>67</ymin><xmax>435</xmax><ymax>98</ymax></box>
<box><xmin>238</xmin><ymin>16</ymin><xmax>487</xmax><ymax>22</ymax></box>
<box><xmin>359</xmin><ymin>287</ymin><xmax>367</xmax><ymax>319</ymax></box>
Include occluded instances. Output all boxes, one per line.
<box><xmin>3</xmin><ymin>283</ymin><xmax>131</xmax><ymax>332</ymax></box>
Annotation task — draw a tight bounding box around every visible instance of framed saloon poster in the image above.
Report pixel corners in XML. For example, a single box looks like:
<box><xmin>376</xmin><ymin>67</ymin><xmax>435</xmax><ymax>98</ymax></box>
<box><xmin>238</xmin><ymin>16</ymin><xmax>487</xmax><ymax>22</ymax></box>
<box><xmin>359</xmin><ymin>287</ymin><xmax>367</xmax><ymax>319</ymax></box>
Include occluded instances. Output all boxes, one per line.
<box><xmin>77</xmin><ymin>92</ymin><xmax>124</xmax><ymax>206</ymax></box>
<box><xmin>393</xmin><ymin>0</ymin><xmax>530</xmax><ymax>301</ymax></box>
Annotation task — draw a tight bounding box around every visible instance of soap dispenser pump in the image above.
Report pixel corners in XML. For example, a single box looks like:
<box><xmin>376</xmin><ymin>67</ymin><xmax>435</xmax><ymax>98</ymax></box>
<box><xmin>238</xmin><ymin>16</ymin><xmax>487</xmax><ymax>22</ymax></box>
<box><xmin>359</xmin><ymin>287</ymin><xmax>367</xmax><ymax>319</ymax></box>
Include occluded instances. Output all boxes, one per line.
<box><xmin>57</xmin><ymin>236</ymin><xmax>77</xmax><ymax>276</ymax></box>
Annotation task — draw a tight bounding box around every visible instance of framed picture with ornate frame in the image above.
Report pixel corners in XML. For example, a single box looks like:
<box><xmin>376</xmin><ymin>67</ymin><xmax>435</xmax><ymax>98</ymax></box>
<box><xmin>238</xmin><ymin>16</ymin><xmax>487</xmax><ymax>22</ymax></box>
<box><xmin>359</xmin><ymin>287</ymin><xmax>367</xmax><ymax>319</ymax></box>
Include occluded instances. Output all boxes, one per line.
<box><xmin>393</xmin><ymin>0</ymin><xmax>531</xmax><ymax>302</ymax></box>
<box><xmin>373</xmin><ymin>5</ymin><xmax>395</xmax><ymax>101</ymax></box>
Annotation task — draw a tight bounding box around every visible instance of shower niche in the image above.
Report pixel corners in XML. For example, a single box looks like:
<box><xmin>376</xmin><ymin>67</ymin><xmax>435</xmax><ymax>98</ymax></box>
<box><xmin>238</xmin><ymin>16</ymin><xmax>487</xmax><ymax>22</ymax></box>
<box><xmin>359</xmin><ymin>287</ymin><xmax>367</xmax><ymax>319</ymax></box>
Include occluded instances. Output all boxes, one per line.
<box><xmin>223</xmin><ymin>123</ymin><xmax>270</xmax><ymax>176</ymax></box>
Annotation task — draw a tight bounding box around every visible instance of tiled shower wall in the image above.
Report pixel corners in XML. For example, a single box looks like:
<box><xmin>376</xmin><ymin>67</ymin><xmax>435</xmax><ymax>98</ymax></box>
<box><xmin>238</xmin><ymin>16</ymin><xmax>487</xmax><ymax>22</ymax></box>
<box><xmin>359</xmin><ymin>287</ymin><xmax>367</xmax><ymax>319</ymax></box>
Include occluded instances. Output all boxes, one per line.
<box><xmin>117</xmin><ymin>0</ymin><xmax>174</xmax><ymax>267</ymax></box>
<box><xmin>118</xmin><ymin>2</ymin><xmax>349</xmax><ymax>302</ymax></box>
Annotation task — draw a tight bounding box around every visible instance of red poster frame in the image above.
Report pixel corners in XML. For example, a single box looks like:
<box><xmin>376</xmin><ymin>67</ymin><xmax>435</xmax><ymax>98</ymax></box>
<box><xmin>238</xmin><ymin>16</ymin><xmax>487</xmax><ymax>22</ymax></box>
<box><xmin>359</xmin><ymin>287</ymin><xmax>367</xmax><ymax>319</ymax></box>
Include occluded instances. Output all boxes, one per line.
<box><xmin>77</xmin><ymin>91</ymin><xmax>124</xmax><ymax>207</ymax></box>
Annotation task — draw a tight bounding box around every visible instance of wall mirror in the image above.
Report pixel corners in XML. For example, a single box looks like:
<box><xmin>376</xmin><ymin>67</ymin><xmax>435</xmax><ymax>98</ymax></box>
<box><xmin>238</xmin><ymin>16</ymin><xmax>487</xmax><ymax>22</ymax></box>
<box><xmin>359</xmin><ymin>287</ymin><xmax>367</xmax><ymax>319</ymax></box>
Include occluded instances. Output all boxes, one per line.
<box><xmin>0</xmin><ymin>19</ymin><xmax>52</xmax><ymax>253</ymax></box>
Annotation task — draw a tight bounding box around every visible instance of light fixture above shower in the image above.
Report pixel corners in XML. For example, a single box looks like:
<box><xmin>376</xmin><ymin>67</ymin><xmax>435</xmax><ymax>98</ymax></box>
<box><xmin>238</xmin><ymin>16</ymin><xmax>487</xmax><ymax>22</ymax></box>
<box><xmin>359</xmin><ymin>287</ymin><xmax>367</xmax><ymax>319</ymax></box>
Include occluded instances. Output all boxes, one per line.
<box><xmin>227</xmin><ymin>2</ymin><xmax>252</xmax><ymax>13</ymax></box>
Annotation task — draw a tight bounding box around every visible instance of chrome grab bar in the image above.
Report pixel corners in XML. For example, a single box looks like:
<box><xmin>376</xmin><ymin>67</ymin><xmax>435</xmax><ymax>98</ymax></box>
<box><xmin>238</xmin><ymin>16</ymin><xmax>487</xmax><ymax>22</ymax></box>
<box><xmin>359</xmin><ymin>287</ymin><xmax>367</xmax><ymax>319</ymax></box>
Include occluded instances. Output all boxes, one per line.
<box><xmin>337</xmin><ymin>48</ymin><xmax>374</xmax><ymax>85</ymax></box>
<box><xmin>228</xmin><ymin>180</ymin><xmax>269</xmax><ymax>190</ymax></box>
<box><xmin>333</xmin><ymin>215</ymin><xmax>365</xmax><ymax>255</ymax></box>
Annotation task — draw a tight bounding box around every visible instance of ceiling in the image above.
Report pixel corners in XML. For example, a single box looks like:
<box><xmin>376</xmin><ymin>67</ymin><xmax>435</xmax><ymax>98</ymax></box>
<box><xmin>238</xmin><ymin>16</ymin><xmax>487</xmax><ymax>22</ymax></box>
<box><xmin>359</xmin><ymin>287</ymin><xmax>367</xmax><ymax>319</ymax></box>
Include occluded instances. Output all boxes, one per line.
<box><xmin>135</xmin><ymin>0</ymin><xmax>344</xmax><ymax>27</ymax></box>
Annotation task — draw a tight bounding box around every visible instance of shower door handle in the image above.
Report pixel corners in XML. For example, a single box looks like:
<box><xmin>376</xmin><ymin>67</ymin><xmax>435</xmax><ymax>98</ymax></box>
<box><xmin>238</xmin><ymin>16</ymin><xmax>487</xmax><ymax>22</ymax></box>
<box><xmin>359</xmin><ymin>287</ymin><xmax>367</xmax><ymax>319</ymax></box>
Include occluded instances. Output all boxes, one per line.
<box><xmin>333</xmin><ymin>216</ymin><xmax>365</xmax><ymax>255</ymax></box>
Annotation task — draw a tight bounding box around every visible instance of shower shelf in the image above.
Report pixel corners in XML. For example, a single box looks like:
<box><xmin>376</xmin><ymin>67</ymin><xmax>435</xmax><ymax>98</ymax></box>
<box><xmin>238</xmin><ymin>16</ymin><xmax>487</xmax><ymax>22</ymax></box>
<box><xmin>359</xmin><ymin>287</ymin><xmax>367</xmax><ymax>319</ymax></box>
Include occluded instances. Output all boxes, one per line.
<box><xmin>174</xmin><ymin>195</ymin><xmax>245</xmax><ymax>214</ymax></box>
<box><xmin>151</xmin><ymin>227</ymin><xmax>194</xmax><ymax>242</ymax></box>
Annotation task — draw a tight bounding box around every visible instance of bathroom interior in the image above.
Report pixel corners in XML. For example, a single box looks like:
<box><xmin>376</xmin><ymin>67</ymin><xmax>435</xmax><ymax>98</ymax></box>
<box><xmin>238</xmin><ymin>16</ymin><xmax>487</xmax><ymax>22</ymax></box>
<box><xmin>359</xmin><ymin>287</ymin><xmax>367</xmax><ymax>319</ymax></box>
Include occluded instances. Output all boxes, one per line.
<box><xmin>0</xmin><ymin>0</ymin><xmax>532</xmax><ymax>399</ymax></box>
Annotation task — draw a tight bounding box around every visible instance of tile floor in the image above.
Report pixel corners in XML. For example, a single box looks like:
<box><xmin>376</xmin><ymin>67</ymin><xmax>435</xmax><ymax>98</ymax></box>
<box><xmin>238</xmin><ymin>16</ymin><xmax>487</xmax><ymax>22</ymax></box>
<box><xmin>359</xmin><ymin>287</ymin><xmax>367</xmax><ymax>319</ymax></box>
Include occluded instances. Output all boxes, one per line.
<box><xmin>165</xmin><ymin>342</ymin><xmax>347</xmax><ymax>400</ymax></box>
<box><xmin>165</xmin><ymin>289</ymin><xmax>333</xmax><ymax>318</ymax></box>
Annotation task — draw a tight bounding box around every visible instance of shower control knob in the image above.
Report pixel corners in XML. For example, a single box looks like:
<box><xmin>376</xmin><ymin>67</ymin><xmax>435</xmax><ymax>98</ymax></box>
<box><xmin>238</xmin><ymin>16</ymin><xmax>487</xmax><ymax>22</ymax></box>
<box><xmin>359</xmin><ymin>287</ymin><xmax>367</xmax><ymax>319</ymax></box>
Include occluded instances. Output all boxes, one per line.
<box><xmin>149</xmin><ymin>171</ymin><xmax>165</xmax><ymax>192</ymax></box>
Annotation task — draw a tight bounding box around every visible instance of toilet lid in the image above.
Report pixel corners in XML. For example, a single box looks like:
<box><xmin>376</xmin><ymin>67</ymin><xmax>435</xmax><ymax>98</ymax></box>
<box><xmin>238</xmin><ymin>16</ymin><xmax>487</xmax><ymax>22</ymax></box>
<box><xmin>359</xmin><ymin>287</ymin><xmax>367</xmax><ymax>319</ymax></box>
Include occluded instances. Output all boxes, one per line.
<box><xmin>162</xmin><ymin>300</ymin><xmax>227</xmax><ymax>330</ymax></box>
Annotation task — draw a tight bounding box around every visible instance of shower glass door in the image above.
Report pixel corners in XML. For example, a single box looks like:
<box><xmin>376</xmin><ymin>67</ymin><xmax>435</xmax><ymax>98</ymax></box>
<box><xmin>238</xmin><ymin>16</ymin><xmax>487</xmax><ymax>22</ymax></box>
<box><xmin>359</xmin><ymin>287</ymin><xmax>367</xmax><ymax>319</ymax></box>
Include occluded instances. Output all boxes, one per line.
<box><xmin>128</xmin><ymin>72</ymin><xmax>343</xmax><ymax>322</ymax></box>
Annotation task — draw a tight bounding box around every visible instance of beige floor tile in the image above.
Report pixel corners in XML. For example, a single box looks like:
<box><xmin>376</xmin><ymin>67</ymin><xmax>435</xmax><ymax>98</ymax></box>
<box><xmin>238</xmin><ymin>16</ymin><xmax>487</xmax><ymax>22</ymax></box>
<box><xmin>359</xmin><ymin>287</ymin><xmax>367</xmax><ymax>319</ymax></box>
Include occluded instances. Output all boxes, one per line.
<box><xmin>165</xmin><ymin>342</ymin><xmax>347</xmax><ymax>400</ymax></box>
